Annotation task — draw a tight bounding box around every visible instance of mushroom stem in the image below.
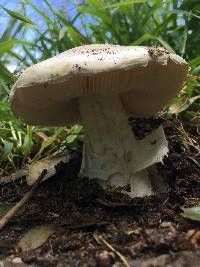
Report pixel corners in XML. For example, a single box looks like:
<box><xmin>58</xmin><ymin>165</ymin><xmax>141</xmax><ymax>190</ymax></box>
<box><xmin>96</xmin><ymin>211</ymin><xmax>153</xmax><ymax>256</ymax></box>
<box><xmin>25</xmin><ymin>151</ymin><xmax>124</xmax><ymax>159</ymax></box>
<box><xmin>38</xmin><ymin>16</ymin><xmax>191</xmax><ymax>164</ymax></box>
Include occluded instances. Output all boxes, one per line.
<box><xmin>78</xmin><ymin>96</ymin><xmax>168</xmax><ymax>197</ymax></box>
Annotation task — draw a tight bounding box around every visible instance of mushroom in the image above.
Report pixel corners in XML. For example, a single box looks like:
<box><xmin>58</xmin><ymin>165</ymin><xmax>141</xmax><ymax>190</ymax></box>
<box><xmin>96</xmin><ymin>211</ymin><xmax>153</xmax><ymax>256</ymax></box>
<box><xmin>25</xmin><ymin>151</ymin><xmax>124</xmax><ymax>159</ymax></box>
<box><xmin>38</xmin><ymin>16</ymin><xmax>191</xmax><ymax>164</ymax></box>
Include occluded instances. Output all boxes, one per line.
<box><xmin>10</xmin><ymin>44</ymin><xmax>188</xmax><ymax>197</ymax></box>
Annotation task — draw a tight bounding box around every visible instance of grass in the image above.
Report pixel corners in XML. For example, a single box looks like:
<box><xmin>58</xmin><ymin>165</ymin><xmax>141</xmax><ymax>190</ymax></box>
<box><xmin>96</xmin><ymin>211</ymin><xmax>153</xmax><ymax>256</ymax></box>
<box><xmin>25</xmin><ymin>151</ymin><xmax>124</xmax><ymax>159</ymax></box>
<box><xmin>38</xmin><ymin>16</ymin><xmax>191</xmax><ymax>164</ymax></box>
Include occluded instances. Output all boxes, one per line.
<box><xmin>0</xmin><ymin>0</ymin><xmax>199</xmax><ymax>171</ymax></box>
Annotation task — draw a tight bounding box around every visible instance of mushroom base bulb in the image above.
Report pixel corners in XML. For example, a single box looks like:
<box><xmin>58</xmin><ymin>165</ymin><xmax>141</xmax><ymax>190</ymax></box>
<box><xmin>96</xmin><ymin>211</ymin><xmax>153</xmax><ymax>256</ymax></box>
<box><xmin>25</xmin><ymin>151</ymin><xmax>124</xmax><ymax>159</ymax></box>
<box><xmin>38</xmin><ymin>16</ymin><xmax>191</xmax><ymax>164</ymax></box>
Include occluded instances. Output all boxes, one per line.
<box><xmin>79</xmin><ymin>96</ymin><xmax>168</xmax><ymax>198</ymax></box>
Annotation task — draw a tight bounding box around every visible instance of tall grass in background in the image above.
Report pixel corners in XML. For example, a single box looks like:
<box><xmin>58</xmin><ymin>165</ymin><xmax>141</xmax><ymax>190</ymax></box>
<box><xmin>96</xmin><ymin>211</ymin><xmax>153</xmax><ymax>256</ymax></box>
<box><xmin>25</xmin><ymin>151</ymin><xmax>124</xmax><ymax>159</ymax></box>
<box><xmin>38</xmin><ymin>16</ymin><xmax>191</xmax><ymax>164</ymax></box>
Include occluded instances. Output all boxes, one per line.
<box><xmin>0</xmin><ymin>0</ymin><xmax>199</xmax><ymax>171</ymax></box>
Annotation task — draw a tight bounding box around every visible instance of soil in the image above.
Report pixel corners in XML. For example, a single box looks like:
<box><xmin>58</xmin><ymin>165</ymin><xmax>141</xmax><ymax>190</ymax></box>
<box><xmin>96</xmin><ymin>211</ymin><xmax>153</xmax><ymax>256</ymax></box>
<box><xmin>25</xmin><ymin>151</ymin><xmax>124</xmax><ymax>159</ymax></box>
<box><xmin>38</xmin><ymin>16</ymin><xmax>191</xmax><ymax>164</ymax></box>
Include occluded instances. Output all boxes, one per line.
<box><xmin>0</xmin><ymin>117</ymin><xmax>200</xmax><ymax>267</ymax></box>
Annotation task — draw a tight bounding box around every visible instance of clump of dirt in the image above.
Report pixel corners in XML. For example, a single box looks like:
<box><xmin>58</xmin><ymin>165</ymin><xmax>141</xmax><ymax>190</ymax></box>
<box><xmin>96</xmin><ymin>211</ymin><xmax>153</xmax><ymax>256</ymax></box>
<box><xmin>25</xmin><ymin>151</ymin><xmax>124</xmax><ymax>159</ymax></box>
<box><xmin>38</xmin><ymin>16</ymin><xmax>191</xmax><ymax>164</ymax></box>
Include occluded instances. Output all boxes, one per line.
<box><xmin>0</xmin><ymin>117</ymin><xmax>200</xmax><ymax>267</ymax></box>
<box><xmin>148</xmin><ymin>46</ymin><xmax>170</xmax><ymax>58</ymax></box>
<box><xmin>129</xmin><ymin>116</ymin><xmax>163</xmax><ymax>139</ymax></box>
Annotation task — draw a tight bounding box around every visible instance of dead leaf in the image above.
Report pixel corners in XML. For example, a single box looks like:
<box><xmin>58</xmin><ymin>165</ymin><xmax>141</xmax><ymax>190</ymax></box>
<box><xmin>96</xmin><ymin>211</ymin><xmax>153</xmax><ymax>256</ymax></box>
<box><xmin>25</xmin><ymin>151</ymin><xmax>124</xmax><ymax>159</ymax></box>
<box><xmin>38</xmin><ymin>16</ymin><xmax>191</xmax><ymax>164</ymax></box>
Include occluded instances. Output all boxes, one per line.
<box><xmin>168</xmin><ymin>95</ymin><xmax>200</xmax><ymax>114</ymax></box>
<box><xmin>181</xmin><ymin>206</ymin><xmax>200</xmax><ymax>221</ymax></box>
<box><xmin>0</xmin><ymin>169</ymin><xmax>27</xmax><ymax>185</ymax></box>
<box><xmin>26</xmin><ymin>154</ymin><xmax>69</xmax><ymax>185</ymax></box>
<box><xmin>18</xmin><ymin>225</ymin><xmax>56</xmax><ymax>252</ymax></box>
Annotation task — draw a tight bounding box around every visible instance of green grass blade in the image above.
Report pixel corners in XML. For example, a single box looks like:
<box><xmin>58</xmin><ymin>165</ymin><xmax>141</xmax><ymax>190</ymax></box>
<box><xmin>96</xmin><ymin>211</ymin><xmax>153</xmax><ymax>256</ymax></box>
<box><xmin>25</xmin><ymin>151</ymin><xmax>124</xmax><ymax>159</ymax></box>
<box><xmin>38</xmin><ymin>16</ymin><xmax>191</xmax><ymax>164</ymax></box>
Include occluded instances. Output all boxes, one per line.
<box><xmin>0</xmin><ymin>140</ymin><xmax>13</xmax><ymax>163</ymax></box>
<box><xmin>24</xmin><ymin>0</ymin><xmax>59</xmax><ymax>32</ymax></box>
<box><xmin>0</xmin><ymin>5</ymin><xmax>36</xmax><ymax>25</ymax></box>
<box><xmin>102</xmin><ymin>0</ymin><xmax>148</xmax><ymax>9</ymax></box>
<box><xmin>0</xmin><ymin>40</ymin><xmax>32</xmax><ymax>55</ymax></box>
<box><xmin>132</xmin><ymin>34</ymin><xmax>175</xmax><ymax>53</ymax></box>
<box><xmin>23</xmin><ymin>45</ymin><xmax>38</xmax><ymax>64</ymax></box>
<box><xmin>164</xmin><ymin>9</ymin><xmax>200</xmax><ymax>19</ymax></box>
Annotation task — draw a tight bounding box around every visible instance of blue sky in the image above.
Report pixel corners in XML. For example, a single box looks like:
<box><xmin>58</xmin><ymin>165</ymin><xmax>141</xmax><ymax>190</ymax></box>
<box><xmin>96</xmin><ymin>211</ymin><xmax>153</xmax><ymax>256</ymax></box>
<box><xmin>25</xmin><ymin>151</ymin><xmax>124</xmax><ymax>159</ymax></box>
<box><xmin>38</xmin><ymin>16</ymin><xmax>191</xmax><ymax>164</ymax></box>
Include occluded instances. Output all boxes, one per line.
<box><xmin>0</xmin><ymin>0</ymin><xmax>77</xmax><ymax>36</ymax></box>
<box><xmin>0</xmin><ymin>0</ymin><xmax>185</xmax><ymax>36</ymax></box>
<box><xmin>0</xmin><ymin>0</ymin><xmax>187</xmax><ymax>72</ymax></box>
<box><xmin>0</xmin><ymin>0</ymin><xmax>78</xmax><ymax>71</ymax></box>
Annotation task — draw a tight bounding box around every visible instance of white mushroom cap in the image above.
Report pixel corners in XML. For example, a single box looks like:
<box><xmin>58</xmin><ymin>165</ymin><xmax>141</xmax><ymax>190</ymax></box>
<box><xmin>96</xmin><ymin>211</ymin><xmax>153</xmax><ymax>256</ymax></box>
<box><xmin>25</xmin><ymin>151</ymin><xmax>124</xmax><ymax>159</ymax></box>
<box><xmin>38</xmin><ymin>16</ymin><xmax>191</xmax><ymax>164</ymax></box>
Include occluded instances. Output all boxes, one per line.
<box><xmin>10</xmin><ymin>44</ymin><xmax>188</xmax><ymax>126</ymax></box>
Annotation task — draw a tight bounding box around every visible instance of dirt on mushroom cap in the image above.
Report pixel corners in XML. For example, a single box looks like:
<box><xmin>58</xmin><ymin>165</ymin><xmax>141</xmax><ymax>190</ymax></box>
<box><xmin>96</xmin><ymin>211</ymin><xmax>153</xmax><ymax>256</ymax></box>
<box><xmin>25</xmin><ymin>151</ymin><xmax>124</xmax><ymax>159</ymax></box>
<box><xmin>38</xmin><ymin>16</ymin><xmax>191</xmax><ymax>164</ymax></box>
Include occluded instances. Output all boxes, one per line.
<box><xmin>10</xmin><ymin>44</ymin><xmax>188</xmax><ymax>126</ymax></box>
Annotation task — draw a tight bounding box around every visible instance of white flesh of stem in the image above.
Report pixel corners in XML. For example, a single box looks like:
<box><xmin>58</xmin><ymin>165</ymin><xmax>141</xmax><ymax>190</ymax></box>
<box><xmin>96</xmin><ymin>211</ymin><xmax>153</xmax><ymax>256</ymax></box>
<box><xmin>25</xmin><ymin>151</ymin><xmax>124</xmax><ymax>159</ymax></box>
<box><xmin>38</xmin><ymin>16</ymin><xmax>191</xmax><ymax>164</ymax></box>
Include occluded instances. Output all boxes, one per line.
<box><xmin>78</xmin><ymin>96</ymin><xmax>168</xmax><ymax>197</ymax></box>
